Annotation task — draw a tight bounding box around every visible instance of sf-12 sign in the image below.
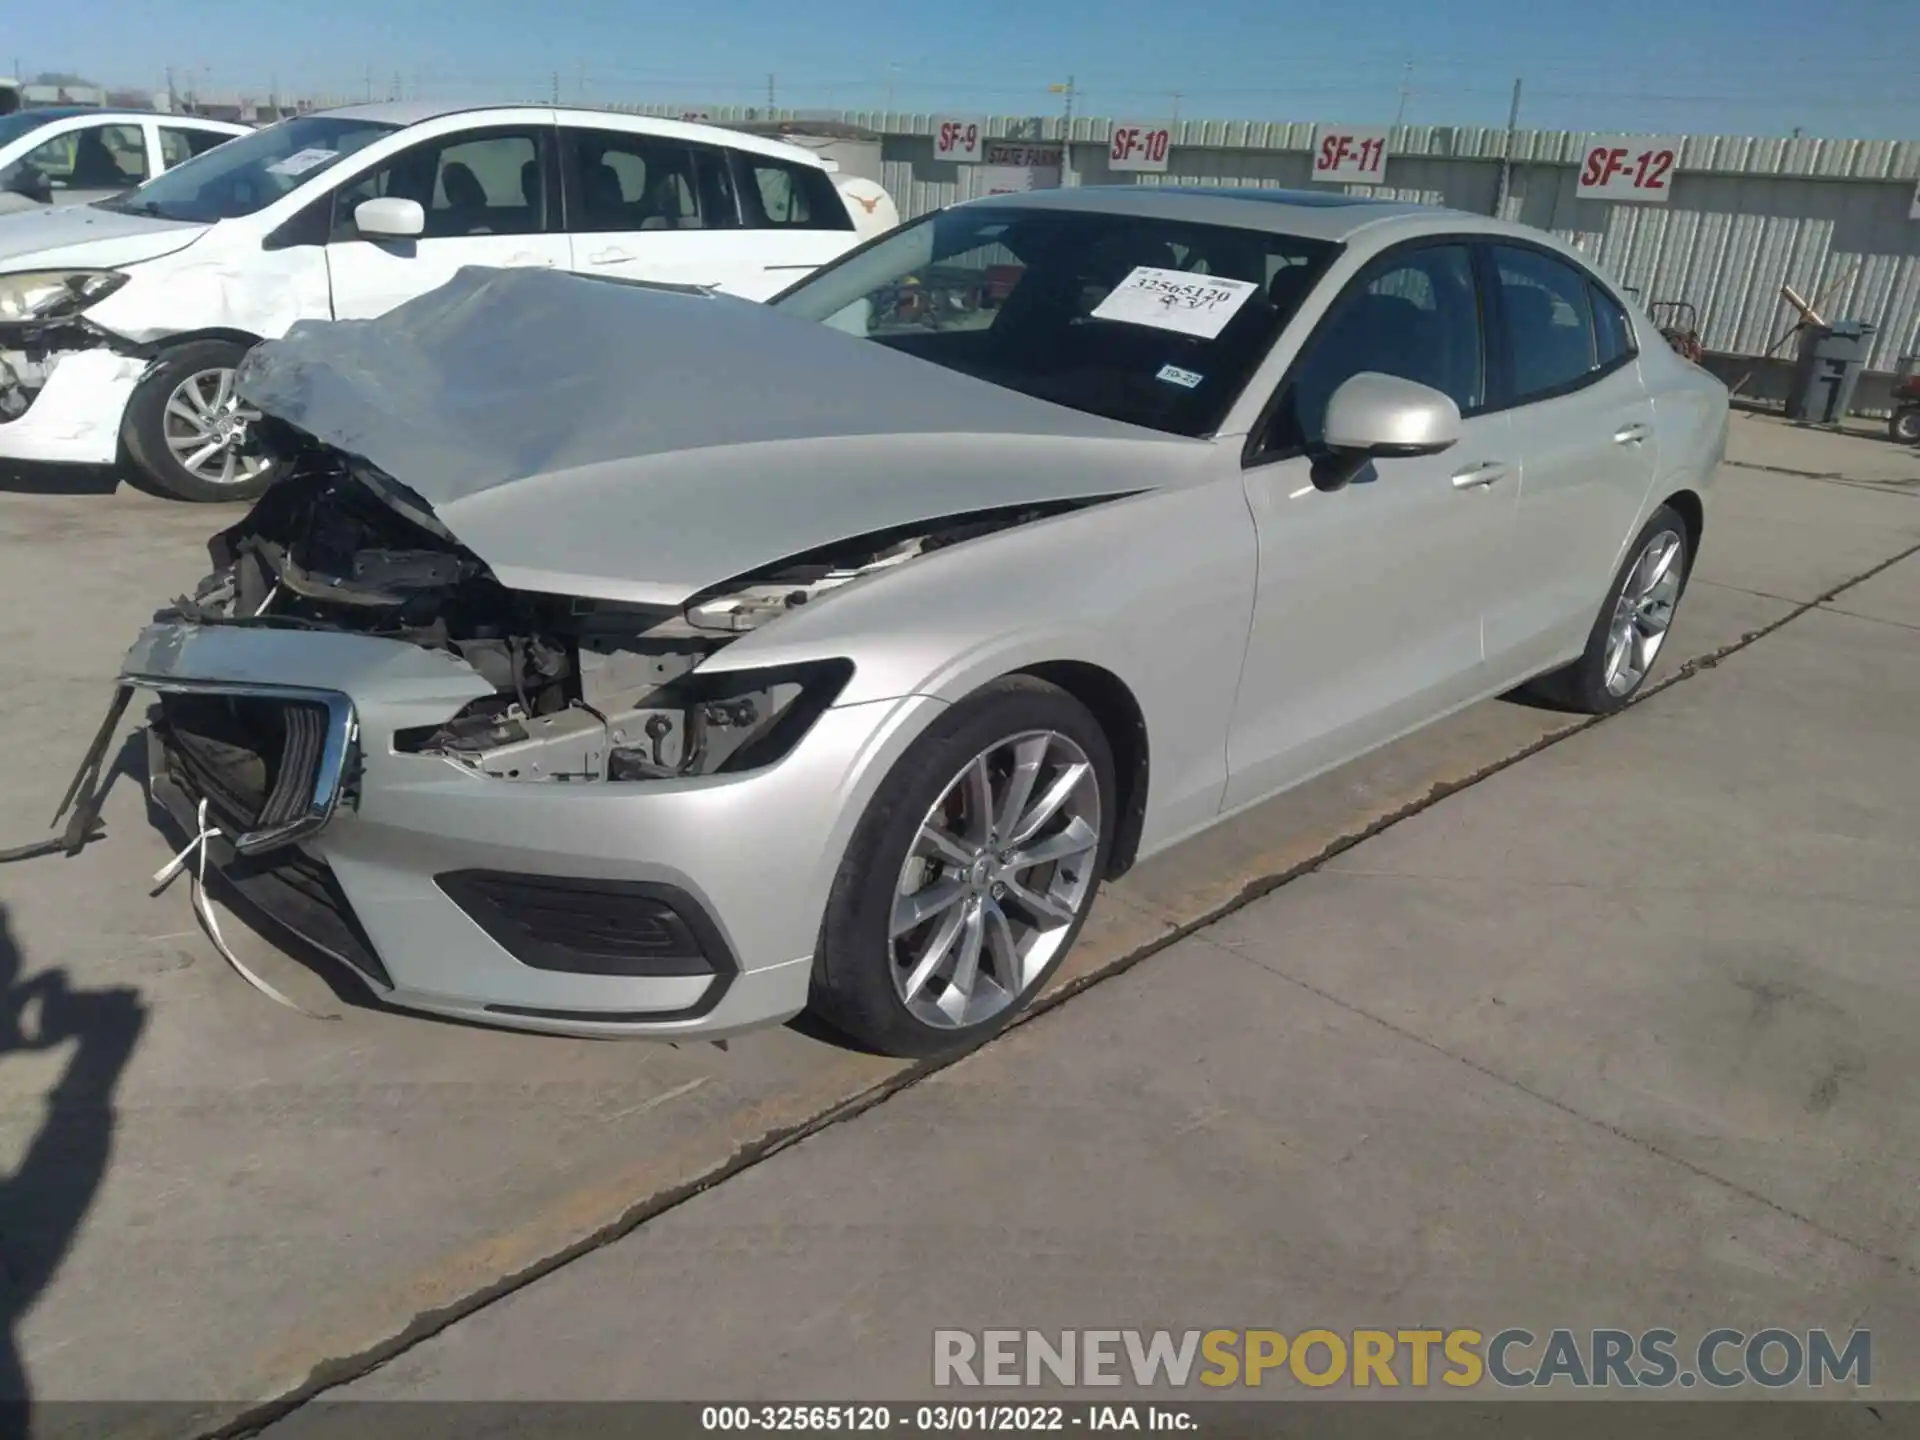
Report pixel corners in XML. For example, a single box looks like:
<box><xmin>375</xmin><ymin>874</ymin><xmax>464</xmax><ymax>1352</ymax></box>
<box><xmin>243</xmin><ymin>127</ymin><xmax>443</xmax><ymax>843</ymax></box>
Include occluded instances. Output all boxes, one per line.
<box><xmin>1108</xmin><ymin>122</ymin><xmax>1173</xmax><ymax>174</ymax></box>
<box><xmin>1311</xmin><ymin>126</ymin><xmax>1389</xmax><ymax>184</ymax></box>
<box><xmin>932</xmin><ymin>117</ymin><xmax>986</xmax><ymax>164</ymax></box>
<box><xmin>1577</xmin><ymin>136</ymin><xmax>1680</xmax><ymax>202</ymax></box>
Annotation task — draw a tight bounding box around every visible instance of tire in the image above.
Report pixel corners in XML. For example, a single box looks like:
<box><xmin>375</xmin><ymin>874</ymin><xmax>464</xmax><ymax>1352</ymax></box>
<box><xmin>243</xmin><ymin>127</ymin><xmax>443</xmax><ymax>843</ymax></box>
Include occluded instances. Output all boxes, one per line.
<box><xmin>811</xmin><ymin>675</ymin><xmax>1117</xmax><ymax>1059</ymax></box>
<box><xmin>1892</xmin><ymin>405</ymin><xmax>1920</xmax><ymax>446</ymax></box>
<box><xmin>121</xmin><ymin>339</ymin><xmax>277</xmax><ymax>503</ymax></box>
<box><xmin>1523</xmin><ymin>504</ymin><xmax>1691</xmax><ymax>715</ymax></box>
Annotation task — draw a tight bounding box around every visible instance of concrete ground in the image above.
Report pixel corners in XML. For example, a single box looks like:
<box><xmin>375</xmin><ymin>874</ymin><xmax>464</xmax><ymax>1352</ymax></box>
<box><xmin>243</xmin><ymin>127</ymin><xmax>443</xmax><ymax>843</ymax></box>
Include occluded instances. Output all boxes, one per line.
<box><xmin>0</xmin><ymin>414</ymin><xmax>1916</xmax><ymax>1434</ymax></box>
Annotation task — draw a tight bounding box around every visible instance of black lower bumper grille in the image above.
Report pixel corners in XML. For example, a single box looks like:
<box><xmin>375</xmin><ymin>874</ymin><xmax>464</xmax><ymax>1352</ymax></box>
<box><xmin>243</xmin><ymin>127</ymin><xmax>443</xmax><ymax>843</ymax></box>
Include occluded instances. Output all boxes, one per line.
<box><xmin>437</xmin><ymin>871</ymin><xmax>735</xmax><ymax>979</ymax></box>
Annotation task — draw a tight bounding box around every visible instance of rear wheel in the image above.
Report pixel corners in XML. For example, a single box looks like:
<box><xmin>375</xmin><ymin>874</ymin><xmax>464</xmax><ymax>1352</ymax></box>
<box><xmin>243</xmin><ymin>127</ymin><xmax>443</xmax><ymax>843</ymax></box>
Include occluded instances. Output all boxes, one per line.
<box><xmin>1523</xmin><ymin>504</ymin><xmax>1690</xmax><ymax>715</ymax></box>
<box><xmin>121</xmin><ymin>339</ymin><xmax>276</xmax><ymax>502</ymax></box>
<box><xmin>1892</xmin><ymin>405</ymin><xmax>1920</xmax><ymax>445</ymax></box>
<box><xmin>811</xmin><ymin>676</ymin><xmax>1116</xmax><ymax>1058</ymax></box>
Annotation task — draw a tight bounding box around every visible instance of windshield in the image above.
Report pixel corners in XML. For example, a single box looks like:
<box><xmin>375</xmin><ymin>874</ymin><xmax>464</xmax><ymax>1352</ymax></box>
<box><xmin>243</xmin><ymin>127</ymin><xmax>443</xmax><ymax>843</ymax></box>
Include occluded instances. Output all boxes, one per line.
<box><xmin>95</xmin><ymin>114</ymin><xmax>399</xmax><ymax>222</ymax></box>
<box><xmin>771</xmin><ymin>205</ymin><xmax>1338</xmax><ymax>438</ymax></box>
<box><xmin>0</xmin><ymin>112</ymin><xmax>61</xmax><ymax>151</ymax></box>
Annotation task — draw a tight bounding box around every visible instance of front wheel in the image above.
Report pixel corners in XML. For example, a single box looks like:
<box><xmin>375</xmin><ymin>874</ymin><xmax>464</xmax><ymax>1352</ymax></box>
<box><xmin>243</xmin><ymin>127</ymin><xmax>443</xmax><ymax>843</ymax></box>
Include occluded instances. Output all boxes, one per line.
<box><xmin>1892</xmin><ymin>404</ymin><xmax>1920</xmax><ymax>446</ymax></box>
<box><xmin>811</xmin><ymin>676</ymin><xmax>1116</xmax><ymax>1058</ymax></box>
<box><xmin>1522</xmin><ymin>505</ymin><xmax>1691</xmax><ymax>715</ymax></box>
<box><xmin>121</xmin><ymin>339</ymin><xmax>277</xmax><ymax>502</ymax></box>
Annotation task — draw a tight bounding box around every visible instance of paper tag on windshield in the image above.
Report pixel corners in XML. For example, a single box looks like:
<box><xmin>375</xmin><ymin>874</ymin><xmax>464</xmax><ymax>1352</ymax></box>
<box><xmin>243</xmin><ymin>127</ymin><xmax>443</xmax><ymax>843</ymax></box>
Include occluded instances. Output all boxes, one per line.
<box><xmin>266</xmin><ymin>148</ymin><xmax>339</xmax><ymax>177</ymax></box>
<box><xmin>1090</xmin><ymin>267</ymin><xmax>1260</xmax><ymax>340</ymax></box>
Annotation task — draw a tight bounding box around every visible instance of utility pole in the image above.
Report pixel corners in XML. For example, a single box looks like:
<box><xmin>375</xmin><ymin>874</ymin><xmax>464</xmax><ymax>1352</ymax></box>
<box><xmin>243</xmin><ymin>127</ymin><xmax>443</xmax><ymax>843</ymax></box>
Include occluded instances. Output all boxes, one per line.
<box><xmin>549</xmin><ymin>70</ymin><xmax>559</xmax><ymax>103</ymax></box>
<box><xmin>1170</xmin><ymin>90</ymin><xmax>1182</xmax><ymax>125</ymax></box>
<box><xmin>884</xmin><ymin>61</ymin><xmax>898</xmax><ymax>113</ymax></box>
<box><xmin>165</xmin><ymin>64</ymin><xmax>177</xmax><ymax>111</ymax></box>
<box><xmin>767</xmin><ymin>73</ymin><xmax>777</xmax><ymax>109</ymax></box>
<box><xmin>1393</xmin><ymin>61</ymin><xmax>1413</xmax><ymax>127</ymax></box>
<box><xmin>576</xmin><ymin>61</ymin><xmax>587</xmax><ymax>104</ymax></box>
<box><xmin>1492</xmin><ymin>77</ymin><xmax>1522</xmax><ymax>218</ymax></box>
<box><xmin>363</xmin><ymin>62</ymin><xmax>373</xmax><ymax>103</ymax></box>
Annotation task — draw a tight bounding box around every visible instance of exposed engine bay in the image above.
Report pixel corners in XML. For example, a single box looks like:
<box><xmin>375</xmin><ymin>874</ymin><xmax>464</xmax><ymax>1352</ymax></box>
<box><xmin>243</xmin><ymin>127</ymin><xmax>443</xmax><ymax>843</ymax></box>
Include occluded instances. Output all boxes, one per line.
<box><xmin>160</xmin><ymin>437</ymin><xmax>1108</xmax><ymax>784</ymax></box>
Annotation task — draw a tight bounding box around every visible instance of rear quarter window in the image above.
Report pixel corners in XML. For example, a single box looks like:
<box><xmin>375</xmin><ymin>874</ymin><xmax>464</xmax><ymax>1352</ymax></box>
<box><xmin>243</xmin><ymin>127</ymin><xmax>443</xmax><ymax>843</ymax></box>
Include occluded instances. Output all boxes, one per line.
<box><xmin>737</xmin><ymin>154</ymin><xmax>852</xmax><ymax>231</ymax></box>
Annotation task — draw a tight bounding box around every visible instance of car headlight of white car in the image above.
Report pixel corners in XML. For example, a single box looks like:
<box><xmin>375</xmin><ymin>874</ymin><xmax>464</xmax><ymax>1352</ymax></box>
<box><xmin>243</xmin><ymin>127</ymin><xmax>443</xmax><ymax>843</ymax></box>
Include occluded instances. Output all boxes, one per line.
<box><xmin>0</xmin><ymin>270</ymin><xmax>130</xmax><ymax>323</ymax></box>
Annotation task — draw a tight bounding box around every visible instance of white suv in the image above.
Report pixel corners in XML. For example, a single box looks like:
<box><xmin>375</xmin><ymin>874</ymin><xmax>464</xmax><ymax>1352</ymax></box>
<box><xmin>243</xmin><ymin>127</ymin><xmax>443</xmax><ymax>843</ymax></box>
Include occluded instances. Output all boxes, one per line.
<box><xmin>0</xmin><ymin>102</ymin><xmax>900</xmax><ymax>500</ymax></box>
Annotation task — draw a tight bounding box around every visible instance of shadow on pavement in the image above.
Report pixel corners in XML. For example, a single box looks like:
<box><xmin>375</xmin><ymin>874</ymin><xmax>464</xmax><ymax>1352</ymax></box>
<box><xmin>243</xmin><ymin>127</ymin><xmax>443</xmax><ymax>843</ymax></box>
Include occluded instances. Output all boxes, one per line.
<box><xmin>0</xmin><ymin>463</ymin><xmax>124</xmax><ymax>497</ymax></box>
<box><xmin>0</xmin><ymin>904</ymin><xmax>146</xmax><ymax>1422</ymax></box>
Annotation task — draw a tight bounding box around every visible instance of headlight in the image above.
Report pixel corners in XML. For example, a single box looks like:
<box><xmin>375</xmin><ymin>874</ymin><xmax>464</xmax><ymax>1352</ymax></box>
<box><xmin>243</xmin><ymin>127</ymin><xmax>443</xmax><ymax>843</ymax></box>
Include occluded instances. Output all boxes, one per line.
<box><xmin>0</xmin><ymin>270</ymin><xmax>130</xmax><ymax>323</ymax></box>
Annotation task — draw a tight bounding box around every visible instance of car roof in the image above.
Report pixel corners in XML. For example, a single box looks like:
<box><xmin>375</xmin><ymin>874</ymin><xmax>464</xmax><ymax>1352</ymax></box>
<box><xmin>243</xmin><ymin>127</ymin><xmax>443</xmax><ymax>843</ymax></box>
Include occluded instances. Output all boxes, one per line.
<box><xmin>10</xmin><ymin>106</ymin><xmax>240</xmax><ymax>127</ymax></box>
<box><xmin>313</xmin><ymin>101</ymin><xmax>833</xmax><ymax>168</ymax></box>
<box><xmin>964</xmin><ymin>184</ymin><xmax>1485</xmax><ymax>244</ymax></box>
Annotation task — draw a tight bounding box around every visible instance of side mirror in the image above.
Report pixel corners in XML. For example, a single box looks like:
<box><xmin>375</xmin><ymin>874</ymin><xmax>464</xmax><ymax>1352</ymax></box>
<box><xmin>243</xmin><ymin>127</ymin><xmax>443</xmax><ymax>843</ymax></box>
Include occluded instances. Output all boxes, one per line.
<box><xmin>2</xmin><ymin>163</ymin><xmax>54</xmax><ymax>205</ymax></box>
<box><xmin>1313</xmin><ymin>372</ymin><xmax>1463</xmax><ymax>492</ymax></box>
<box><xmin>353</xmin><ymin>196</ymin><xmax>425</xmax><ymax>240</ymax></box>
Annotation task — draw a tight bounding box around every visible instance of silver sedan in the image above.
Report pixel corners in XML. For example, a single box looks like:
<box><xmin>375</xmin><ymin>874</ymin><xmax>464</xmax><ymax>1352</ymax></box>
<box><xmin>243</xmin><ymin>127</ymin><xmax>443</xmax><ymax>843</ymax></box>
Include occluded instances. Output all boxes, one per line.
<box><xmin>99</xmin><ymin>185</ymin><xmax>1727</xmax><ymax>1056</ymax></box>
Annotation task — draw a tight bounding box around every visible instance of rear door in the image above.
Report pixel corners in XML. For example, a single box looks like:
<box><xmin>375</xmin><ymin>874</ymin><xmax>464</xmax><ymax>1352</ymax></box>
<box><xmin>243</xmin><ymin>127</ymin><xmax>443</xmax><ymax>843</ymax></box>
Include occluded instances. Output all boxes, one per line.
<box><xmin>154</xmin><ymin>121</ymin><xmax>241</xmax><ymax>175</ymax></box>
<box><xmin>725</xmin><ymin>148</ymin><xmax>860</xmax><ymax>299</ymax></box>
<box><xmin>557</xmin><ymin>124</ymin><xmax>758</xmax><ymax>292</ymax></box>
<box><xmin>1479</xmin><ymin>243</ymin><xmax>1659</xmax><ymax>679</ymax></box>
<box><xmin>323</xmin><ymin>125</ymin><xmax>570</xmax><ymax>320</ymax></box>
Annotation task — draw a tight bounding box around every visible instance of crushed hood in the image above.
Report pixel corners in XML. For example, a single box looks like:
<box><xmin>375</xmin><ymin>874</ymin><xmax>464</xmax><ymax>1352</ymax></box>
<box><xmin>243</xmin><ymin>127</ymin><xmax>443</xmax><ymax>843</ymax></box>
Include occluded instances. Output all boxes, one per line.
<box><xmin>0</xmin><ymin>203</ymin><xmax>209</xmax><ymax>271</ymax></box>
<box><xmin>237</xmin><ymin>265</ymin><xmax>1194</xmax><ymax>606</ymax></box>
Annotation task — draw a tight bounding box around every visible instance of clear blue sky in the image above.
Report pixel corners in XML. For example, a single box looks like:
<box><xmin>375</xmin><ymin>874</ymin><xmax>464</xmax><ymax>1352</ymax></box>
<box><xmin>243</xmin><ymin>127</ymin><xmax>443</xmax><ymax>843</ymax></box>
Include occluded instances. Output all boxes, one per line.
<box><xmin>10</xmin><ymin>0</ymin><xmax>1917</xmax><ymax>138</ymax></box>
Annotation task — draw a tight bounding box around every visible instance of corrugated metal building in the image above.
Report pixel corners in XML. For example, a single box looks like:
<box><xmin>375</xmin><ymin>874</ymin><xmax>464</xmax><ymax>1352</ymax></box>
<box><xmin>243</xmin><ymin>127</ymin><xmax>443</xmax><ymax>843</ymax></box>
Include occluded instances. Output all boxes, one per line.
<box><xmin>624</xmin><ymin>105</ymin><xmax>1920</xmax><ymax>397</ymax></box>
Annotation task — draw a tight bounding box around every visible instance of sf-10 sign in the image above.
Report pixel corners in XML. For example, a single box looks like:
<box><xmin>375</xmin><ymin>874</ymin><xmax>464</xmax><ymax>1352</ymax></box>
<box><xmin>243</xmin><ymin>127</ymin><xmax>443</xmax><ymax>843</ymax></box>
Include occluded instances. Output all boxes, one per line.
<box><xmin>1577</xmin><ymin>136</ymin><xmax>1680</xmax><ymax>202</ymax></box>
<box><xmin>1108</xmin><ymin>122</ymin><xmax>1173</xmax><ymax>173</ymax></box>
<box><xmin>933</xmin><ymin>117</ymin><xmax>986</xmax><ymax>164</ymax></box>
<box><xmin>1311</xmin><ymin>126</ymin><xmax>1389</xmax><ymax>183</ymax></box>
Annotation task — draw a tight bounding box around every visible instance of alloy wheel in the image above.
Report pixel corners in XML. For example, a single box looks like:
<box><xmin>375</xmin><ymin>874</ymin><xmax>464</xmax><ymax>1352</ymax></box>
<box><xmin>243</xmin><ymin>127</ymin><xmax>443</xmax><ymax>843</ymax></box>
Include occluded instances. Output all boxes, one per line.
<box><xmin>889</xmin><ymin>730</ymin><xmax>1103</xmax><ymax>1030</ymax></box>
<box><xmin>162</xmin><ymin>367</ymin><xmax>271</xmax><ymax>488</ymax></box>
<box><xmin>1604</xmin><ymin>528</ymin><xmax>1684</xmax><ymax>697</ymax></box>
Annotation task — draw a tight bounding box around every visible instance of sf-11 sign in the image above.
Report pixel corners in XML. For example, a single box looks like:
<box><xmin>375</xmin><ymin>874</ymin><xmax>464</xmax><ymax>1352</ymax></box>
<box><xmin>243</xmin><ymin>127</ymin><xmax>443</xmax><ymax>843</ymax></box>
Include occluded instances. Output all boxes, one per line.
<box><xmin>1108</xmin><ymin>122</ymin><xmax>1173</xmax><ymax>174</ymax></box>
<box><xmin>1311</xmin><ymin>126</ymin><xmax>1389</xmax><ymax>184</ymax></box>
<box><xmin>933</xmin><ymin>117</ymin><xmax>986</xmax><ymax>164</ymax></box>
<box><xmin>1577</xmin><ymin>136</ymin><xmax>1680</xmax><ymax>202</ymax></box>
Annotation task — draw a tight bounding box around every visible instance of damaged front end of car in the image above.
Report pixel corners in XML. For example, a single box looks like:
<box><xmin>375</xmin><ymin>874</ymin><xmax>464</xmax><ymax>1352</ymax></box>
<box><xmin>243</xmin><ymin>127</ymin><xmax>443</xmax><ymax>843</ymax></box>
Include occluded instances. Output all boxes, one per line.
<box><xmin>157</xmin><ymin>426</ymin><xmax>1110</xmax><ymax>795</ymax></box>
<box><xmin>0</xmin><ymin>272</ymin><xmax>133</xmax><ymax>421</ymax></box>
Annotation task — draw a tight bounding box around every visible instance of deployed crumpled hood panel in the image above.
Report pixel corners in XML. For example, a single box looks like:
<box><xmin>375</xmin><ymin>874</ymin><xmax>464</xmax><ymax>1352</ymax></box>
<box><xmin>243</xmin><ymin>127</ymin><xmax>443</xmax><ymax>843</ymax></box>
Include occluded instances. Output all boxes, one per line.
<box><xmin>236</xmin><ymin>266</ymin><xmax>1193</xmax><ymax>605</ymax></box>
<box><xmin>0</xmin><ymin>203</ymin><xmax>208</xmax><ymax>269</ymax></box>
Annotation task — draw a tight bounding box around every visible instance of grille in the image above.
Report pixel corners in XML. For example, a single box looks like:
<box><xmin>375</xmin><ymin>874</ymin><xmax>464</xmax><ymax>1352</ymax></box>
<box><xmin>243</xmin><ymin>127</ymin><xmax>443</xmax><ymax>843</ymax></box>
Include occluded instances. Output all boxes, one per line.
<box><xmin>156</xmin><ymin>692</ymin><xmax>330</xmax><ymax>834</ymax></box>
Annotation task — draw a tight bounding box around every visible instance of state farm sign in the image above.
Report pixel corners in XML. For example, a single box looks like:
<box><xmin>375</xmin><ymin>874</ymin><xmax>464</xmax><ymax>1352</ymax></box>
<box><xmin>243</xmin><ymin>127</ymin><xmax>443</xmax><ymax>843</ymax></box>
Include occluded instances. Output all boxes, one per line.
<box><xmin>1108</xmin><ymin>122</ymin><xmax>1172</xmax><ymax>174</ymax></box>
<box><xmin>1577</xmin><ymin>136</ymin><xmax>1680</xmax><ymax>202</ymax></box>
<box><xmin>984</xmin><ymin>141</ymin><xmax>1063</xmax><ymax>169</ymax></box>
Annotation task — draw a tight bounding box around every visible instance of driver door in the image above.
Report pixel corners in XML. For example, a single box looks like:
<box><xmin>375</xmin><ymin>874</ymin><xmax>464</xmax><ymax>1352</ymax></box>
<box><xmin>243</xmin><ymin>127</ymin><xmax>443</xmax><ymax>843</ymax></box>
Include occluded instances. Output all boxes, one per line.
<box><xmin>323</xmin><ymin>126</ymin><xmax>570</xmax><ymax>320</ymax></box>
<box><xmin>4</xmin><ymin>118</ymin><xmax>150</xmax><ymax>211</ymax></box>
<box><xmin>1223</xmin><ymin>240</ymin><xmax>1517</xmax><ymax>811</ymax></box>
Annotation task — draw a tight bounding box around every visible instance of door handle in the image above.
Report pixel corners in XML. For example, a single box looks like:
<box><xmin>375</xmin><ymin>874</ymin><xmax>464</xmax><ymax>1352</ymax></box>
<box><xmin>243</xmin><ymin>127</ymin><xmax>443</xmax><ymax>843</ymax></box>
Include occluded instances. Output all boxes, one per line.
<box><xmin>1613</xmin><ymin>422</ymin><xmax>1650</xmax><ymax>445</ymax></box>
<box><xmin>1449</xmin><ymin>461</ymin><xmax>1509</xmax><ymax>490</ymax></box>
<box><xmin>588</xmin><ymin>248</ymin><xmax>635</xmax><ymax>265</ymax></box>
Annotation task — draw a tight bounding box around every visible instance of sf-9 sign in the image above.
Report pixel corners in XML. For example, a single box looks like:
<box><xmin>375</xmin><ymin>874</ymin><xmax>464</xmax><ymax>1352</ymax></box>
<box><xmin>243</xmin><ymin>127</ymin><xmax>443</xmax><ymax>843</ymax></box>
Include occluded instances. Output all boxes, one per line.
<box><xmin>1577</xmin><ymin>136</ymin><xmax>1681</xmax><ymax>203</ymax></box>
<box><xmin>1108</xmin><ymin>122</ymin><xmax>1172</xmax><ymax>173</ymax></box>
<box><xmin>933</xmin><ymin>117</ymin><xmax>985</xmax><ymax>164</ymax></box>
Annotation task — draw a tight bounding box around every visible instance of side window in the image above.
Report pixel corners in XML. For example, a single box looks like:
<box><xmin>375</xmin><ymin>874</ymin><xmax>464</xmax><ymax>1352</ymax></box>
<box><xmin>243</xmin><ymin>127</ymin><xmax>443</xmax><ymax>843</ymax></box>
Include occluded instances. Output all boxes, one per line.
<box><xmin>1491</xmin><ymin>245</ymin><xmax>1600</xmax><ymax>402</ymax></box>
<box><xmin>738</xmin><ymin>155</ymin><xmax>853</xmax><ymax>231</ymax></box>
<box><xmin>565</xmin><ymin>131</ymin><xmax>734</xmax><ymax>232</ymax></box>
<box><xmin>22</xmin><ymin>123</ymin><xmax>149</xmax><ymax>188</ymax></box>
<box><xmin>331</xmin><ymin>129</ymin><xmax>547</xmax><ymax>240</ymax></box>
<box><xmin>1266</xmin><ymin>243</ymin><xmax>1484</xmax><ymax>454</ymax></box>
<box><xmin>160</xmin><ymin>127</ymin><xmax>232</xmax><ymax>168</ymax></box>
<box><xmin>1590</xmin><ymin>283</ymin><xmax>1638</xmax><ymax>369</ymax></box>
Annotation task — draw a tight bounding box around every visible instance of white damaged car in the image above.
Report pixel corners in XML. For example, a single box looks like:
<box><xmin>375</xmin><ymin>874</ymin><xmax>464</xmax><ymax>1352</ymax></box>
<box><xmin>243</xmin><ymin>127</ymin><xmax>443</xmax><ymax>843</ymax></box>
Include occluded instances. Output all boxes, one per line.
<box><xmin>0</xmin><ymin>101</ymin><xmax>897</xmax><ymax>501</ymax></box>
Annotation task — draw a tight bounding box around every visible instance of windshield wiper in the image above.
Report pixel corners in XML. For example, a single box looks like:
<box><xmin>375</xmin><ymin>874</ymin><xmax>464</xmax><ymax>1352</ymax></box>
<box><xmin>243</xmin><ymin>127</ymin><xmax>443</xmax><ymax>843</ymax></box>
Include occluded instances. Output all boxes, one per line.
<box><xmin>97</xmin><ymin>197</ymin><xmax>172</xmax><ymax>219</ymax></box>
